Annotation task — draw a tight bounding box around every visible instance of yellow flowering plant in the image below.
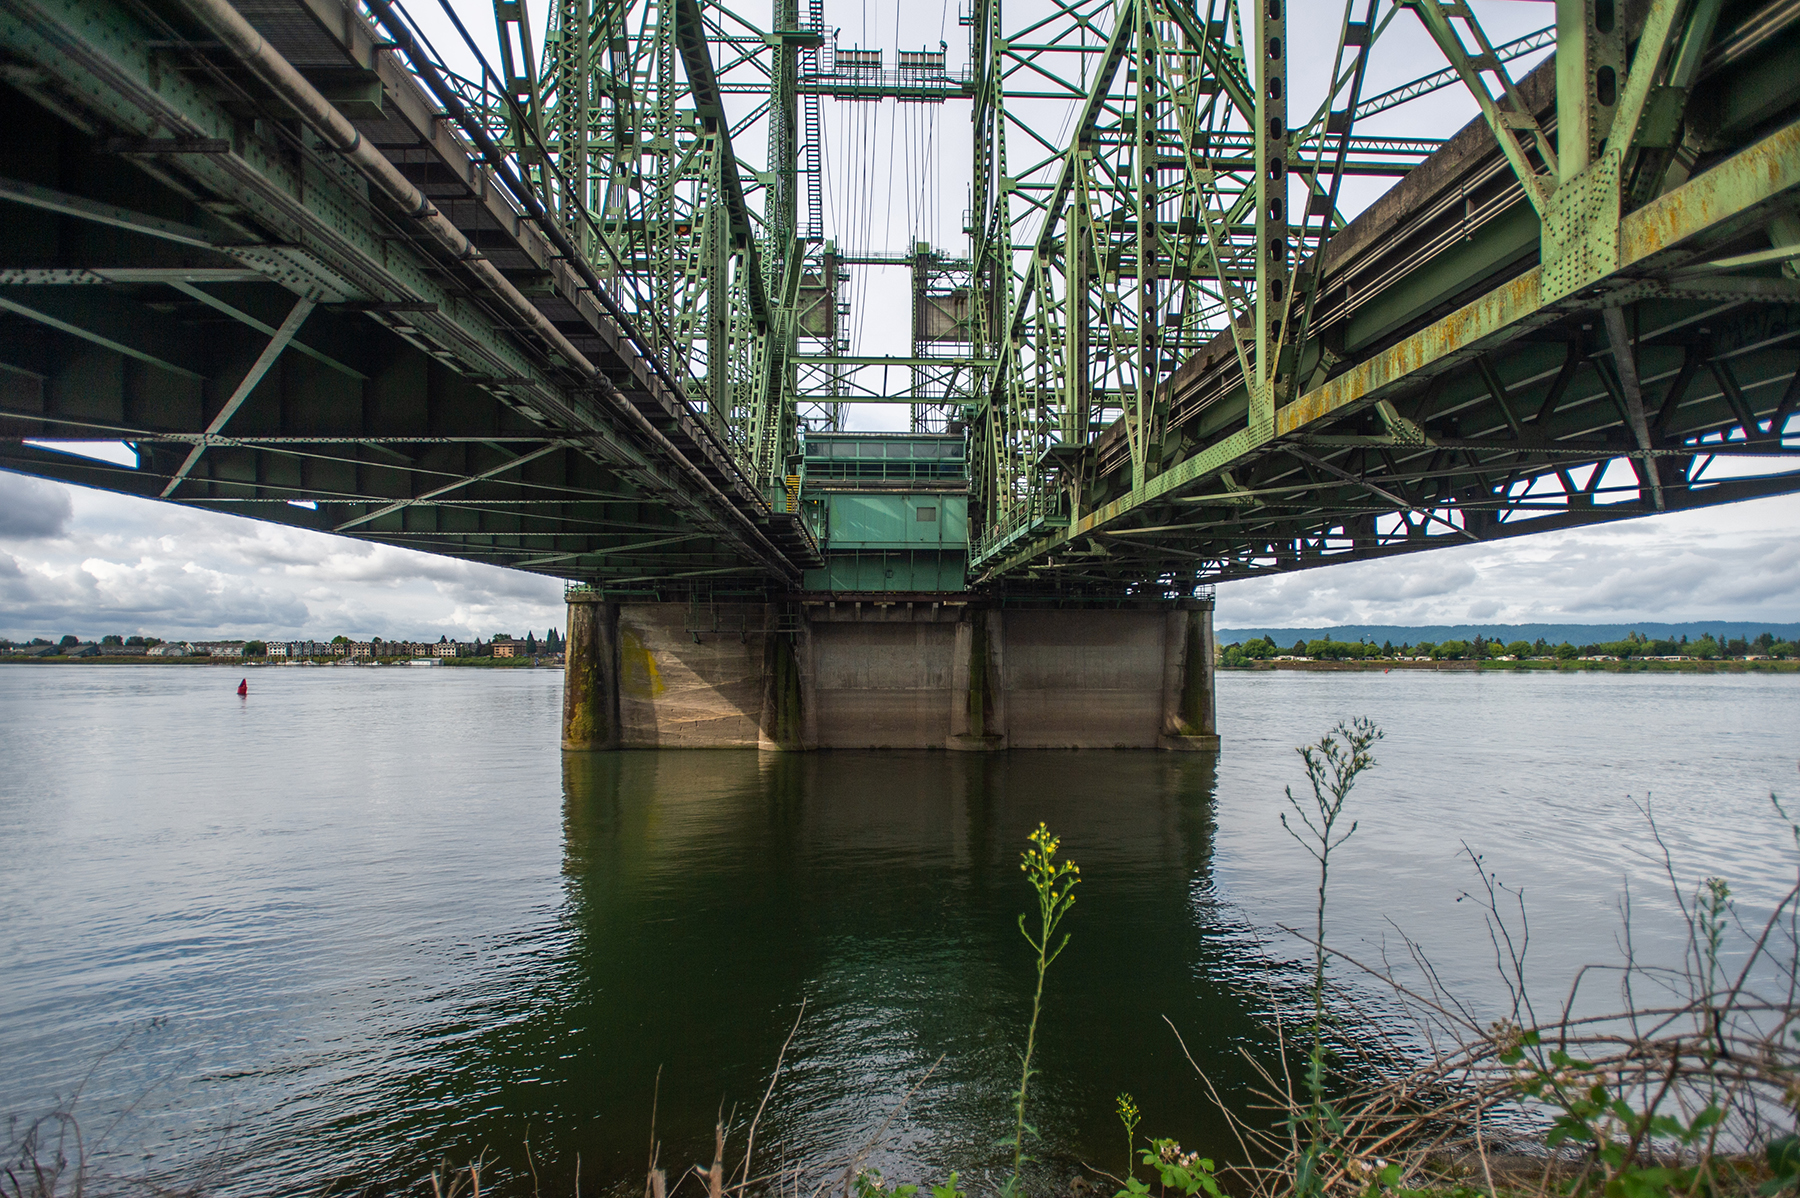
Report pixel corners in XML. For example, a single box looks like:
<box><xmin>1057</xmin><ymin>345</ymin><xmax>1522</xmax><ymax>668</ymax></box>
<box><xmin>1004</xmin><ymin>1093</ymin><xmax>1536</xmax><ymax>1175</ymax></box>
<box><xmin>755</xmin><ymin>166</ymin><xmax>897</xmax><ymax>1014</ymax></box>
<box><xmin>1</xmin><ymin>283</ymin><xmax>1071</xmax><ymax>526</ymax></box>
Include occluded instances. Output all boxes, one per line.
<box><xmin>1003</xmin><ymin>824</ymin><xmax>1081</xmax><ymax>1194</ymax></box>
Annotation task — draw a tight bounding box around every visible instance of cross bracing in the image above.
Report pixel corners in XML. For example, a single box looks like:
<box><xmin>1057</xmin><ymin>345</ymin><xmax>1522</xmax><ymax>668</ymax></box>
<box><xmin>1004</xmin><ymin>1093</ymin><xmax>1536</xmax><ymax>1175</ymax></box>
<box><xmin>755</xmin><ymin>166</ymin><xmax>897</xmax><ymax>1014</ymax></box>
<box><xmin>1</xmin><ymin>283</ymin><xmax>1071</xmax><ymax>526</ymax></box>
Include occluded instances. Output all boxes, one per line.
<box><xmin>0</xmin><ymin>0</ymin><xmax>1796</xmax><ymax>599</ymax></box>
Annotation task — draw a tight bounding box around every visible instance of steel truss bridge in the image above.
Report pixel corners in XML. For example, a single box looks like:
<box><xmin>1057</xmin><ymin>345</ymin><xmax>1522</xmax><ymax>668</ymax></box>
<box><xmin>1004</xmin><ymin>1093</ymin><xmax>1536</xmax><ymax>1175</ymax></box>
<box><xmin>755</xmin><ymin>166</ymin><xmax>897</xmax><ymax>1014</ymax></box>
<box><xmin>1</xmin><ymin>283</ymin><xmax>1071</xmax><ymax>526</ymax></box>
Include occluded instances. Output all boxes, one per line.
<box><xmin>0</xmin><ymin>0</ymin><xmax>1796</xmax><ymax>598</ymax></box>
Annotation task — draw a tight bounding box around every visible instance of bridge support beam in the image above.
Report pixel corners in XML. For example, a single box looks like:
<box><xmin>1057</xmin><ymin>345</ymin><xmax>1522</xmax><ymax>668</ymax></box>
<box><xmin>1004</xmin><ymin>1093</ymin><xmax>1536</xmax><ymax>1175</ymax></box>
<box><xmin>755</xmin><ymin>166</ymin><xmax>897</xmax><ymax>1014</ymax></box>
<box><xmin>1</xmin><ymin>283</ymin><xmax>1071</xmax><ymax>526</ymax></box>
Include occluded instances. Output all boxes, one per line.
<box><xmin>1160</xmin><ymin>606</ymin><xmax>1219</xmax><ymax>751</ymax></box>
<box><xmin>563</xmin><ymin>592</ymin><xmax>621</xmax><ymax>751</ymax></box>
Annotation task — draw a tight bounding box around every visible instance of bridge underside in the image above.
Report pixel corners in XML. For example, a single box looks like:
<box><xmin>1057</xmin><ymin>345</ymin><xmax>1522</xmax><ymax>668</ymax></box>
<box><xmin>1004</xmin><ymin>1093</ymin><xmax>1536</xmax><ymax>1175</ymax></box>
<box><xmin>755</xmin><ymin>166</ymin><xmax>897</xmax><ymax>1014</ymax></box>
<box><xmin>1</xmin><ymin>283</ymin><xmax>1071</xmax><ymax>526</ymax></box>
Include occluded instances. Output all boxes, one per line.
<box><xmin>0</xmin><ymin>0</ymin><xmax>1796</xmax><ymax>608</ymax></box>
<box><xmin>974</xmin><ymin>46</ymin><xmax>1800</xmax><ymax>596</ymax></box>
<box><xmin>0</xmin><ymin>0</ymin><xmax>816</xmax><ymax>596</ymax></box>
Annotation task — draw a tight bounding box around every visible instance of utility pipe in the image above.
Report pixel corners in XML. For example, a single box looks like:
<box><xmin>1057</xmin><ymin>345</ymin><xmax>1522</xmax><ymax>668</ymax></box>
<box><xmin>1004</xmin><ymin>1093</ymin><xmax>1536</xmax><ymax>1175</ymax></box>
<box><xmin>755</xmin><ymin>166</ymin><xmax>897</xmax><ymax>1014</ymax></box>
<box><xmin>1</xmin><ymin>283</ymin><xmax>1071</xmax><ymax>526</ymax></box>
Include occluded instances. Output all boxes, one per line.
<box><xmin>165</xmin><ymin>0</ymin><xmax>600</xmax><ymax>382</ymax></box>
<box><xmin>355</xmin><ymin>0</ymin><xmax>759</xmax><ymax>492</ymax></box>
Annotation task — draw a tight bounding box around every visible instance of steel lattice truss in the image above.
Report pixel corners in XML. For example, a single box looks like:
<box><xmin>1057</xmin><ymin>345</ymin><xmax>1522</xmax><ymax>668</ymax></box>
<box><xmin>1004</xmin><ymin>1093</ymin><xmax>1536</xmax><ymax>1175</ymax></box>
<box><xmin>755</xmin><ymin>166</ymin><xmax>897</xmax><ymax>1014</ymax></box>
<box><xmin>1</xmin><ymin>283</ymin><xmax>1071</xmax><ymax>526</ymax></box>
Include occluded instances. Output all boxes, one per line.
<box><xmin>457</xmin><ymin>0</ymin><xmax>1800</xmax><ymax>596</ymax></box>
<box><xmin>958</xmin><ymin>0</ymin><xmax>1800</xmax><ymax>596</ymax></box>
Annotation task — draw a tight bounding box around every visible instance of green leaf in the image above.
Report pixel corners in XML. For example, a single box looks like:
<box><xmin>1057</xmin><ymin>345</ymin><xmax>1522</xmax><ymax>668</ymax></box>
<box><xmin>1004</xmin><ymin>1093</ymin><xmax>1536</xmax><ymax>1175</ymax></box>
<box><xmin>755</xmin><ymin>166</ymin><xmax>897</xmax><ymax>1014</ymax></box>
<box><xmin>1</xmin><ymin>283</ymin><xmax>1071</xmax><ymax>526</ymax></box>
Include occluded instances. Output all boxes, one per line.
<box><xmin>1766</xmin><ymin>1134</ymin><xmax>1800</xmax><ymax>1179</ymax></box>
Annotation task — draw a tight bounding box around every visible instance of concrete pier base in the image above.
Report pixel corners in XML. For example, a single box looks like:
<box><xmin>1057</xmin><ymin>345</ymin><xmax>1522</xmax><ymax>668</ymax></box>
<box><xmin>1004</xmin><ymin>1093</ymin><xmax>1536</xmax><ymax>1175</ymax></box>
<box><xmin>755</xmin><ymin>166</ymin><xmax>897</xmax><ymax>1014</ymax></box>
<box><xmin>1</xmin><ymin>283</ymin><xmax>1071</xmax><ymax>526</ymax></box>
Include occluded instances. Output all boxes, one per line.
<box><xmin>759</xmin><ymin>617</ymin><xmax>809</xmax><ymax>752</ymax></box>
<box><xmin>561</xmin><ymin>597</ymin><xmax>1217</xmax><ymax>751</ymax></box>
<box><xmin>562</xmin><ymin>592</ymin><xmax>620</xmax><ymax>751</ymax></box>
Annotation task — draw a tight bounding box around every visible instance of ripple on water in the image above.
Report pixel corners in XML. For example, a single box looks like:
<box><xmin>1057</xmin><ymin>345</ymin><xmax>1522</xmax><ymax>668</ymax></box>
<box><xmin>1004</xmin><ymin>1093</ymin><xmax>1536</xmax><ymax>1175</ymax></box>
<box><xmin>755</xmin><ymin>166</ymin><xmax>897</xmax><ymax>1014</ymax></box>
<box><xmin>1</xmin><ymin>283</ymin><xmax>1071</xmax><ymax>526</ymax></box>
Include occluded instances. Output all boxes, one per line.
<box><xmin>2</xmin><ymin>666</ymin><xmax>1795</xmax><ymax>1196</ymax></box>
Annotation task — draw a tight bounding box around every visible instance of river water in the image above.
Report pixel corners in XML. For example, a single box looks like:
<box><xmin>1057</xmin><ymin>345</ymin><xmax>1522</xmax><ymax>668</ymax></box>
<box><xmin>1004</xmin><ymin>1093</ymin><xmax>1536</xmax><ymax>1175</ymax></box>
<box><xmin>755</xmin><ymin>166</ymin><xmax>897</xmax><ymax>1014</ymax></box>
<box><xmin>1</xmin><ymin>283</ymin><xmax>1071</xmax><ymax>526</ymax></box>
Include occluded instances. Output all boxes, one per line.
<box><xmin>2</xmin><ymin>665</ymin><xmax>1796</xmax><ymax>1196</ymax></box>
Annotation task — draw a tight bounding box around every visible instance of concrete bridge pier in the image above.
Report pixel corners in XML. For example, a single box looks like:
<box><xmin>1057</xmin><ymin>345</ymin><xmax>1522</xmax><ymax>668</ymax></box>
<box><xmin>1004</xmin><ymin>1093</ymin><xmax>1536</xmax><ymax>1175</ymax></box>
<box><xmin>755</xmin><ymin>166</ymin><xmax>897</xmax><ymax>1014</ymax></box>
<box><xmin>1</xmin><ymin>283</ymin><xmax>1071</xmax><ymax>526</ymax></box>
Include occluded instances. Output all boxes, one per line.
<box><xmin>562</xmin><ymin>591</ymin><xmax>621</xmax><ymax>751</ymax></box>
<box><xmin>560</xmin><ymin>597</ymin><xmax>1216</xmax><ymax>751</ymax></box>
<box><xmin>759</xmin><ymin>618</ymin><xmax>811</xmax><ymax>752</ymax></box>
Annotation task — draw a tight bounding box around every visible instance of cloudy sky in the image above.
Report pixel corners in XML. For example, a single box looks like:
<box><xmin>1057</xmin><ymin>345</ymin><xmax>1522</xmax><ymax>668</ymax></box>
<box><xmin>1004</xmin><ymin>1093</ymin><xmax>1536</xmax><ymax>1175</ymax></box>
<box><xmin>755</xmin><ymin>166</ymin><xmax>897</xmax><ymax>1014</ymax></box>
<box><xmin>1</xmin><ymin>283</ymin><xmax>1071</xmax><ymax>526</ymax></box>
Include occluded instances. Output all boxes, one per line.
<box><xmin>0</xmin><ymin>468</ymin><xmax>566</xmax><ymax>643</ymax></box>
<box><xmin>3</xmin><ymin>464</ymin><xmax>1797</xmax><ymax>643</ymax></box>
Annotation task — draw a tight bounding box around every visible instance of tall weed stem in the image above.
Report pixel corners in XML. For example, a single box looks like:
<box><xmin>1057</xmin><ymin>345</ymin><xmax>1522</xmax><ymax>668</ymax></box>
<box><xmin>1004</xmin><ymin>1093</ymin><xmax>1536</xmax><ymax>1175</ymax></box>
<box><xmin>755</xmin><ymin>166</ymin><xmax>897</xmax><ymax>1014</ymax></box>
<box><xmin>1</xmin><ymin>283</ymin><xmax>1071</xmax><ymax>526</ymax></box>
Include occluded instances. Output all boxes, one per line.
<box><xmin>1280</xmin><ymin>717</ymin><xmax>1382</xmax><ymax>1191</ymax></box>
<box><xmin>1007</xmin><ymin>823</ymin><xmax>1080</xmax><ymax>1189</ymax></box>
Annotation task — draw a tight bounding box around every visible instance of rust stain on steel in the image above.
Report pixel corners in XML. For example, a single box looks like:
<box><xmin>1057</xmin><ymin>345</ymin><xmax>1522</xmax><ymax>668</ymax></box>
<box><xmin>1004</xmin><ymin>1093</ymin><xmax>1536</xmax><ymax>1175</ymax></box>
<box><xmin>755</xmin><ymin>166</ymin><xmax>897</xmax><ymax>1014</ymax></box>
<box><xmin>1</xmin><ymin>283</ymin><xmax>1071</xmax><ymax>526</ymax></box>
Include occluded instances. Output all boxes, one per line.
<box><xmin>979</xmin><ymin>117</ymin><xmax>1800</xmax><ymax>580</ymax></box>
<box><xmin>1277</xmin><ymin>269</ymin><xmax>1544</xmax><ymax>436</ymax></box>
<box><xmin>1619</xmin><ymin>121</ymin><xmax>1800</xmax><ymax>265</ymax></box>
<box><xmin>1277</xmin><ymin>118</ymin><xmax>1800</xmax><ymax>440</ymax></box>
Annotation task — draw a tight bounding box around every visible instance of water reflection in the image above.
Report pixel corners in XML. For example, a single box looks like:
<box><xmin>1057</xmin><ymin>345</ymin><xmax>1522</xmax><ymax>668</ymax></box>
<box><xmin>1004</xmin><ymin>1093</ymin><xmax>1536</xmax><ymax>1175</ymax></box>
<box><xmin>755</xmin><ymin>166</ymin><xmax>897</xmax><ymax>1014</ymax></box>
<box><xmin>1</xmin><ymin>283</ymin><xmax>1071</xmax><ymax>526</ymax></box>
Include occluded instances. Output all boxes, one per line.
<box><xmin>512</xmin><ymin>750</ymin><xmax>1280</xmax><ymax>1196</ymax></box>
<box><xmin>13</xmin><ymin>668</ymin><xmax>1790</xmax><ymax>1198</ymax></box>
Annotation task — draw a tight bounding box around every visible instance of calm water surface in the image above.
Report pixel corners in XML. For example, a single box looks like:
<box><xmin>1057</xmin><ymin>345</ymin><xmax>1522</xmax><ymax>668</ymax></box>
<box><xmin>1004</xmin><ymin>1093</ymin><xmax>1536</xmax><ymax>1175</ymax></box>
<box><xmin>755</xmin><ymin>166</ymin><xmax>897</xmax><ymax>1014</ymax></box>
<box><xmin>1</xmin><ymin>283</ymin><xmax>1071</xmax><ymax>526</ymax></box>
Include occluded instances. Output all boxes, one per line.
<box><xmin>2</xmin><ymin>665</ymin><xmax>1795</xmax><ymax>1195</ymax></box>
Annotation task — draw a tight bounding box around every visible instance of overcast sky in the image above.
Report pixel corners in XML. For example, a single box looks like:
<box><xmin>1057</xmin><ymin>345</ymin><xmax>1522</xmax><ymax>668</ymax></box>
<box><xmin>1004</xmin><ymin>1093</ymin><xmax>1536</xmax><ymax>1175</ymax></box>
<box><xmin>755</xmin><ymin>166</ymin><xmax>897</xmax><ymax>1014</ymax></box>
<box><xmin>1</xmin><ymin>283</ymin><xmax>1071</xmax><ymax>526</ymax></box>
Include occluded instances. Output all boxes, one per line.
<box><xmin>3</xmin><ymin>467</ymin><xmax>1796</xmax><ymax>643</ymax></box>
<box><xmin>2</xmin><ymin>2</ymin><xmax>1795</xmax><ymax>643</ymax></box>
<box><xmin>0</xmin><ymin>469</ymin><xmax>566</xmax><ymax>643</ymax></box>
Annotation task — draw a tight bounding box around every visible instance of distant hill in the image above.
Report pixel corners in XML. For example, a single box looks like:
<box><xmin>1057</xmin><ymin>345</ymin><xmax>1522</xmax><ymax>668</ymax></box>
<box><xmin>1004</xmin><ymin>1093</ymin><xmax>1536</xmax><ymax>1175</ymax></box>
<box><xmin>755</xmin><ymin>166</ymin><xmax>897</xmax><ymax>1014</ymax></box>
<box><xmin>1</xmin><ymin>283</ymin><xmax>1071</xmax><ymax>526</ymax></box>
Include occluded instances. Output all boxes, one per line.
<box><xmin>1216</xmin><ymin>621</ymin><xmax>1800</xmax><ymax>647</ymax></box>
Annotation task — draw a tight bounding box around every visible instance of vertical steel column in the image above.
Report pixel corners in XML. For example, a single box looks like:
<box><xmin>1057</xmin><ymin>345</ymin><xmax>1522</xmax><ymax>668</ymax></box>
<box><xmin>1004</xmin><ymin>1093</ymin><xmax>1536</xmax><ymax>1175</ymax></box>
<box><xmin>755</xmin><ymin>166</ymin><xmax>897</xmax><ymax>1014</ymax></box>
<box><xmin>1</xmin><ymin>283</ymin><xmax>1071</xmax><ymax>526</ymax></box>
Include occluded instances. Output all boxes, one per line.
<box><xmin>1131</xmin><ymin>0</ymin><xmax>1154</xmax><ymax>490</ymax></box>
<box><xmin>1067</xmin><ymin>179</ymin><xmax>1091</xmax><ymax>515</ymax></box>
<box><xmin>707</xmin><ymin>130</ymin><xmax>731</xmax><ymax>432</ymax></box>
<box><xmin>545</xmin><ymin>0</ymin><xmax>592</xmax><ymax>237</ymax></box>
<box><xmin>1555</xmin><ymin>0</ymin><xmax>1623</xmax><ymax>185</ymax></box>
<box><xmin>493</xmin><ymin>0</ymin><xmax>545</xmax><ymax>181</ymax></box>
<box><xmin>770</xmin><ymin>0</ymin><xmax>800</xmax><ymax>282</ymax></box>
<box><xmin>1251</xmin><ymin>0</ymin><xmax>1286</xmax><ymax>441</ymax></box>
<box><xmin>648</xmin><ymin>0</ymin><xmax>677</xmax><ymax>355</ymax></box>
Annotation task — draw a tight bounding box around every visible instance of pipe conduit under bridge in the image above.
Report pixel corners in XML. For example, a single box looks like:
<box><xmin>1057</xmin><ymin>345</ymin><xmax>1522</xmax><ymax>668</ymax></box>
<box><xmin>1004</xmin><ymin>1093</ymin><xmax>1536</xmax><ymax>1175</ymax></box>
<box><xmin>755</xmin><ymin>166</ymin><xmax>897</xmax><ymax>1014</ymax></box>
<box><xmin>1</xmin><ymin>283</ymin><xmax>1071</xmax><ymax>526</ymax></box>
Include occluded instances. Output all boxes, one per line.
<box><xmin>0</xmin><ymin>0</ymin><xmax>1797</xmax><ymax>749</ymax></box>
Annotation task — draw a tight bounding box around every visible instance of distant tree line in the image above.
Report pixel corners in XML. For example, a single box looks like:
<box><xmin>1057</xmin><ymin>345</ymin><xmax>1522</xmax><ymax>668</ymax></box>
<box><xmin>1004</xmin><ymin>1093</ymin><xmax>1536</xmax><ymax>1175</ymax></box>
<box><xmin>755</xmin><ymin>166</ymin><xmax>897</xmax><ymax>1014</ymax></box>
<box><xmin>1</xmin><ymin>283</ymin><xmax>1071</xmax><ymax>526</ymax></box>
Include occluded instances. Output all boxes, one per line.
<box><xmin>2</xmin><ymin>628</ymin><xmax>567</xmax><ymax>657</ymax></box>
<box><xmin>1219</xmin><ymin>630</ymin><xmax>1797</xmax><ymax>666</ymax></box>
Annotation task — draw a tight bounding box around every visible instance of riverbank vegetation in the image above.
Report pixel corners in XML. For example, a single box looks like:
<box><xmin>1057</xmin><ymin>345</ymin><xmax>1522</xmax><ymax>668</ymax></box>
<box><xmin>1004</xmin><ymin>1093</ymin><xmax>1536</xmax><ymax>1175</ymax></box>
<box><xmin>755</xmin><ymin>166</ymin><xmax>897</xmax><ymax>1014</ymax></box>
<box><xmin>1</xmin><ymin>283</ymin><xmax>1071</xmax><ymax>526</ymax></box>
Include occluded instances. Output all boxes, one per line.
<box><xmin>1158</xmin><ymin>725</ymin><xmax>1800</xmax><ymax>1198</ymax></box>
<box><xmin>1224</xmin><ymin>657</ymin><xmax>1799</xmax><ymax>674</ymax></box>
<box><xmin>1221</xmin><ymin>630</ymin><xmax>1799</xmax><ymax>669</ymax></box>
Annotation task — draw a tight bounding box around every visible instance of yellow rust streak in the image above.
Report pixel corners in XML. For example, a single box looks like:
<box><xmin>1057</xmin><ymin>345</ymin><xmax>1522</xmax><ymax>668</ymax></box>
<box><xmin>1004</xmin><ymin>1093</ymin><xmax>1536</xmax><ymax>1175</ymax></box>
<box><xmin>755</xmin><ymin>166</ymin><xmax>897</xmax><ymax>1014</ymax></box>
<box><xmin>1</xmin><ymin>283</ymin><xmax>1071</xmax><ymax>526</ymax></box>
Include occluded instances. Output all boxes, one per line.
<box><xmin>1279</xmin><ymin>118</ymin><xmax>1800</xmax><ymax>441</ymax></box>
<box><xmin>1619</xmin><ymin>122</ymin><xmax>1800</xmax><ymax>266</ymax></box>
<box><xmin>1276</xmin><ymin>270</ymin><xmax>1545</xmax><ymax>437</ymax></box>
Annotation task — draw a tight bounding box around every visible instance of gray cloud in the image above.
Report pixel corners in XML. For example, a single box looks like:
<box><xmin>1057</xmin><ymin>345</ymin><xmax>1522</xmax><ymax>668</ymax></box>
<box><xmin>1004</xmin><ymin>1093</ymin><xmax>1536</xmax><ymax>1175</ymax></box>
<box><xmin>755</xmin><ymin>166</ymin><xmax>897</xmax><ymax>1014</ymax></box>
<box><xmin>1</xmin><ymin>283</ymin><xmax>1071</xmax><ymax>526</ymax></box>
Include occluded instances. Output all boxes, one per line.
<box><xmin>0</xmin><ymin>471</ymin><xmax>73</xmax><ymax>539</ymax></box>
<box><xmin>0</xmin><ymin>480</ymin><xmax>566</xmax><ymax>642</ymax></box>
<box><xmin>1216</xmin><ymin>496</ymin><xmax>1800</xmax><ymax>629</ymax></box>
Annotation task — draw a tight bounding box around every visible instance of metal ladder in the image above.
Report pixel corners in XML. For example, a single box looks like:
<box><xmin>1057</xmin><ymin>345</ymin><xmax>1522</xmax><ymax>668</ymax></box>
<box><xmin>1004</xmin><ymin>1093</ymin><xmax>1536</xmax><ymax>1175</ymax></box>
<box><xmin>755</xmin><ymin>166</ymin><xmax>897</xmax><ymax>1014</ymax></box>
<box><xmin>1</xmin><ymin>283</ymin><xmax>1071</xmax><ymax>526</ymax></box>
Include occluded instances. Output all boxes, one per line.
<box><xmin>801</xmin><ymin>0</ymin><xmax>824</xmax><ymax>240</ymax></box>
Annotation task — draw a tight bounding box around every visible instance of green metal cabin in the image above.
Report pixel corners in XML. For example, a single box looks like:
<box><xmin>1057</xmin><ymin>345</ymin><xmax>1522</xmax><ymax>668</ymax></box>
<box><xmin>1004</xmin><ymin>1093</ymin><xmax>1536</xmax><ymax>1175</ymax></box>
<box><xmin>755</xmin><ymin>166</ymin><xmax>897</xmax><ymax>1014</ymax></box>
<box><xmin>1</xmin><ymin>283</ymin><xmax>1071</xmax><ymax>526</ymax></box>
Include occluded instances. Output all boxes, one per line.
<box><xmin>799</xmin><ymin>433</ymin><xmax>967</xmax><ymax>593</ymax></box>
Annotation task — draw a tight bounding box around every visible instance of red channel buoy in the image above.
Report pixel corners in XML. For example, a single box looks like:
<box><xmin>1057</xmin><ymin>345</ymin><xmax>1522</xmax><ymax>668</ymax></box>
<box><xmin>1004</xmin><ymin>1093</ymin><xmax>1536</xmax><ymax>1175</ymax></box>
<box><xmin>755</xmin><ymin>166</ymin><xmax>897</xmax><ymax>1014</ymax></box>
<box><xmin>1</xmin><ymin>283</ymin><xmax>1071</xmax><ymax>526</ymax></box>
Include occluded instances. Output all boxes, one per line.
<box><xmin>237</xmin><ymin>678</ymin><xmax>248</xmax><ymax>696</ymax></box>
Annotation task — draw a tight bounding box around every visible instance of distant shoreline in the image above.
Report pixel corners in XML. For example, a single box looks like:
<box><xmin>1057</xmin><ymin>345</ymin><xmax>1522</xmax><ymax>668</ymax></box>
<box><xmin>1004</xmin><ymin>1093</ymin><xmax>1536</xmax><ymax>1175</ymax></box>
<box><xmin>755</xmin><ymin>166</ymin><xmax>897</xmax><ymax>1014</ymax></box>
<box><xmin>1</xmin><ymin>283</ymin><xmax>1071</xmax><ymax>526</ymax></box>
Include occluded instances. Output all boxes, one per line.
<box><xmin>0</xmin><ymin>657</ymin><xmax>560</xmax><ymax>668</ymax></box>
<box><xmin>1224</xmin><ymin>658</ymin><xmax>1799</xmax><ymax>674</ymax></box>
